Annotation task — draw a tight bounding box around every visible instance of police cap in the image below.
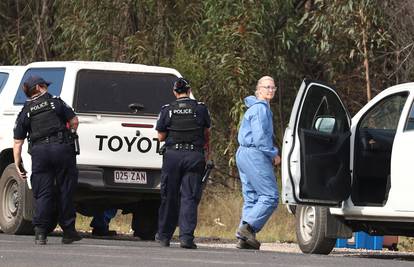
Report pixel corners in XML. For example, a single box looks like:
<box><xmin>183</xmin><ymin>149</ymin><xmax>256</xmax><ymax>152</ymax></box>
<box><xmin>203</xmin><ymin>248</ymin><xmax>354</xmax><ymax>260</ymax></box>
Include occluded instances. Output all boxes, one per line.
<box><xmin>173</xmin><ymin>78</ymin><xmax>191</xmax><ymax>93</ymax></box>
<box><xmin>23</xmin><ymin>75</ymin><xmax>52</xmax><ymax>97</ymax></box>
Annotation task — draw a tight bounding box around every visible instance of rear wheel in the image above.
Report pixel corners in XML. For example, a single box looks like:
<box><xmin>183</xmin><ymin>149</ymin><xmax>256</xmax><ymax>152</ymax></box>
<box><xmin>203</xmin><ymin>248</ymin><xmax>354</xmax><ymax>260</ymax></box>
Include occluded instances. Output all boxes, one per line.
<box><xmin>295</xmin><ymin>205</ymin><xmax>336</xmax><ymax>254</ymax></box>
<box><xmin>0</xmin><ymin>163</ymin><xmax>33</xmax><ymax>234</ymax></box>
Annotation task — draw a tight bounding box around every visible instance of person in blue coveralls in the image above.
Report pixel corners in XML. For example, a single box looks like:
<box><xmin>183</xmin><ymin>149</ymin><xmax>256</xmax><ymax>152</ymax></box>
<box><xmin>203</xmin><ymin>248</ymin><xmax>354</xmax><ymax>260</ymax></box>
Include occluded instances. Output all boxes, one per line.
<box><xmin>235</xmin><ymin>76</ymin><xmax>281</xmax><ymax>250</ymax></box>
<box><xmin>13</xmin><ymin>75</ymin><xmax>82</xmax><ymax>245</ymax></box>
<box><xmin>155</xmin><ymin>78</ymin><xmax>211</xmax><ymax>249</ymax></box>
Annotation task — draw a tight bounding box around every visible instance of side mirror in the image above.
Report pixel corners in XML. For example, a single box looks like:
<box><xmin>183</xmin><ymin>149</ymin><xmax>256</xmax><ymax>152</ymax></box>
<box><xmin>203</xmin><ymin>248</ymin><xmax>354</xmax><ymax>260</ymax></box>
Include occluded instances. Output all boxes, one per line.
<box><xmin>314</xmin><ymin>116</ymin><xmax>336</xmax><ymax>134</ymax></box>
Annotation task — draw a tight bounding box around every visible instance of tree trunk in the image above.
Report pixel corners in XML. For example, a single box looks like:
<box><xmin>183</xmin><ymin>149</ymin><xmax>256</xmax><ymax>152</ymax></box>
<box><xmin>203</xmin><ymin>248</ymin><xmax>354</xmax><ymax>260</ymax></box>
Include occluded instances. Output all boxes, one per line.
<box><xmin>360</xmin><ymin>8</ymin><xmax>372</xmax><ymax>102</ymax></box>
<box><xmin>16</xmin><ymin>0</ymin><xmax>22</xmax><ymax>63</ymax></box>
<box><xmin>36</xmin><ymin>0</ymin><xmax>50</xmax><ymax>60</ymax></box>
<box><xmin>277</xmin><ymin>79</ymin><xmax>284</xmax><ymax>144</ymax></box>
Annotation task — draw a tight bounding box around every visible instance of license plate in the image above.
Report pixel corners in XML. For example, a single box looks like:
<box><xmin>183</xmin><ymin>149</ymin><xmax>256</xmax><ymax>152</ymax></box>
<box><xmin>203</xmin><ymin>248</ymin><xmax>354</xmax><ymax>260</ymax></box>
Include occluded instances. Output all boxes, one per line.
<box><xmin>114</xmin><ymin>170</ymin><xmax>147</xmax><ymax>184</ymax></box>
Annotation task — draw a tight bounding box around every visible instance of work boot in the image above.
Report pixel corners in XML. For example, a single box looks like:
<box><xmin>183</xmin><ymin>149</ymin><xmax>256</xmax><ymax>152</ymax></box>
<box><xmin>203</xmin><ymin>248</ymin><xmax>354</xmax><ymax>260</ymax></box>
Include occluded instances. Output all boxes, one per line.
<box><xmin>62</xmin><ymin>230</ymin><xmax>83</xmax><ymax>244</ymax></box>
<box><xmin>236</xmin><ymin>223</ymin><xmax>260</xmax><ymax>250</ymax></box>
<box><xmin>92</xmin><ymin>228</ymin><xmax>117</xmax><ymax>237</ymax></box>
<box><xmin>155</xmin><ymin>233</ymin><xmax>170</xmax><ymax>247</ymax></box>
<box><xmin>180</xmin><ymin>240</ymin><xmax>197</xmax><ymax>249</ymax></box>
<box><xmin>236</xmin><ymin>239</ymin><xmax>260</xmax><ymax>250</ymax></box>
<box><xmin>34</xmin><ymin>227</ymin><xmax>47</xmax><ymax>245</ymax></box>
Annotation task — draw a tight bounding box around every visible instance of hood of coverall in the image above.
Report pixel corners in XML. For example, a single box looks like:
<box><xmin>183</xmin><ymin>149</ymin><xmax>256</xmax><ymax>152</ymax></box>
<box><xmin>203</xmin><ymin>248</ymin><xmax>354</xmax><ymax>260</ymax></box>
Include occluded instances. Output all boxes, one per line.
<box><xmin>244</xmin><ymin>95</ymin><xmax>269</xmax><ymax>108</ymax></box>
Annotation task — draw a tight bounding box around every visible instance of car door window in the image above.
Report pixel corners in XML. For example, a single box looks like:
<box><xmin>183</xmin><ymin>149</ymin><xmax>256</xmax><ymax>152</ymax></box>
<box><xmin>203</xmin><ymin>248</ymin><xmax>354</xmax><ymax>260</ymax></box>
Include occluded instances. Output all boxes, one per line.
<box><xmin>299</xmin><ymin>85</ymin><xmax>349</xmax><ymax>134</ymax></box>
<box><xmin>0</xmin><ymin>72</ymin><xmax>9</xmax><ymax>95</ymax></box>
<box><xmin>353</xmin><ymin>93</ymin><xmax>408</xmax><ymax>206</ymax></box>
<box><xmin>404</xmin><ymin>99</ymin><xmax>414</xmax><ymax>131</ymax></box>
<box><xmin>14</xmin><ymin>68</ymin><xmax>65</xmax><ymax>105</ymax></box>
<box><xmin>360</xmin><ymin>93</ymin><xmax>407</xmax><ymax>130</ymax></box>
<box><xmin>296</xmin><ymin>83</ymin><xmax>351</xmax><ymax>202</ymax></box>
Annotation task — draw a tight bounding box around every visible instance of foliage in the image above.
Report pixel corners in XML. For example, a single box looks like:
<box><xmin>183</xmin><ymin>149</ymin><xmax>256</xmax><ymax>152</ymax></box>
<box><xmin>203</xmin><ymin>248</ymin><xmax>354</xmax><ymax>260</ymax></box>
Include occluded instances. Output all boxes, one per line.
<box><xmin>1</xmin><ymin>0</ymin><xmax>414</xmax><ymax>187</ymax></box>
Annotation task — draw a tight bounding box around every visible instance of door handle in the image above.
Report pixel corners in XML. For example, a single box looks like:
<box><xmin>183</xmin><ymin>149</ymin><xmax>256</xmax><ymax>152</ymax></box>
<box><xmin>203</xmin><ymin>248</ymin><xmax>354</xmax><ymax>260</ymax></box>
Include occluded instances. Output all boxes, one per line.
<box><xmin>368</xmin><ymin>139</ymin><xmax>377</xmax><ymax>150</ymax></box>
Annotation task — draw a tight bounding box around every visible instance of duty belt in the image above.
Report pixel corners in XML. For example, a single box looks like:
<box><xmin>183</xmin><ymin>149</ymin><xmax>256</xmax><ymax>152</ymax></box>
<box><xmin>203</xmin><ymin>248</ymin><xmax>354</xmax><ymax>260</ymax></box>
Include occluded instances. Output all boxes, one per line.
<box><xmin>168</xmin><ymin>143</ymin><xmax>204</xmax><ymax>152</ymax></box>
<box><xmin>32</xmin><ymin>132</ymin><xmax>69</xmax><ymax>145</ymax></box>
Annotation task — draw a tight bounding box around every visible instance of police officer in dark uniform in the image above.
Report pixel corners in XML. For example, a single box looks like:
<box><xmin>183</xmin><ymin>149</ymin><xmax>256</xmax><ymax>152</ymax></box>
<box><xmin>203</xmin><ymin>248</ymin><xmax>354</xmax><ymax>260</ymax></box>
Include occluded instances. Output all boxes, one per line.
<box><xmin>156</xmin><ymin>78</ymin><xmax>211</xmax><ymax>249</ymax></box>
<box><xmin>13</xmin><ymin>75</ymin><xmax>82</xmax><ymax>245</ymax></box>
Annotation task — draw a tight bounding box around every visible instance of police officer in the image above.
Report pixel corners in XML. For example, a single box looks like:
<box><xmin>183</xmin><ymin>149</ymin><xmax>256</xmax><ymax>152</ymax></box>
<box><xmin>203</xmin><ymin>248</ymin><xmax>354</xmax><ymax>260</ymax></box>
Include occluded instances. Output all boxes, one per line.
<box><xmin>13</xmin><ymin>75</ymin><xmax>82</xmax><ymax>245</ymax></box>
<box><xmin>156</xmin><ymin>78</ymin><xmax>211</xmax><ymax>249</ymax></box>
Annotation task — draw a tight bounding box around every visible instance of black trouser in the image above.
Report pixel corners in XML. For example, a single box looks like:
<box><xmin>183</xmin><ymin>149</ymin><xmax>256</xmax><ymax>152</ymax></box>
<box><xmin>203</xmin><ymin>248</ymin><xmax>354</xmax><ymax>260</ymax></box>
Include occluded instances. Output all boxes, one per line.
<box><xmin>157</xmin><ymin>149</ymin><xmax>205</xmax><ymax>243</ymax></box>
<box><xmin>31</xmin><ymin>143</ymin><xmax>78</xmax><ymax>233</ymax></box>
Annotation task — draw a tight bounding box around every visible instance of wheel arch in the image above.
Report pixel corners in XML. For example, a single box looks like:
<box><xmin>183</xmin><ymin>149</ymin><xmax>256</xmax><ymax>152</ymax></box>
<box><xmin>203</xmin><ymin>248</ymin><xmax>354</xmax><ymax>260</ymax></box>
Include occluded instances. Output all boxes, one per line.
<box><xmin>0</xmin><ymin>163</ymin><xmax>33</xmax><ymax>234</ymax></box>
<box><xmin>0</xmin><ymin>148</ymin><xmax>14</xmax><ymax>177</ymax></box>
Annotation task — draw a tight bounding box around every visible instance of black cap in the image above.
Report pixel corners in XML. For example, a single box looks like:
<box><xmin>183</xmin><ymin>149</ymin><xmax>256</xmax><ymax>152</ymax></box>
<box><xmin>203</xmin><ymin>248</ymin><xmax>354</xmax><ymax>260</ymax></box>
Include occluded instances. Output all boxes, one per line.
<box><xmin>23</xmin><ymin>75</ymin><xmax>51</xmax><ymax>90</ymax></box>
<box><xmin>173</xmin><ymin>78</ymin><xmax>190</xmax><ymax>93</ymax></box>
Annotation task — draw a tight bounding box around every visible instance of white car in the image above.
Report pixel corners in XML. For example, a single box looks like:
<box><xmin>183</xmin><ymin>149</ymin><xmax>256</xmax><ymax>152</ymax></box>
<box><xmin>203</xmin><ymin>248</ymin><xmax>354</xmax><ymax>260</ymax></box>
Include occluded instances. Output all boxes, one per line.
<box><xmin>0</xmin><ymin>61</ymin><xmax>181</xmax><ymax>238</ymax></box>
<box><xmin>282</xmin><ymin>79</ymin><xmax>414</xmax><ymax>254</ymax></box>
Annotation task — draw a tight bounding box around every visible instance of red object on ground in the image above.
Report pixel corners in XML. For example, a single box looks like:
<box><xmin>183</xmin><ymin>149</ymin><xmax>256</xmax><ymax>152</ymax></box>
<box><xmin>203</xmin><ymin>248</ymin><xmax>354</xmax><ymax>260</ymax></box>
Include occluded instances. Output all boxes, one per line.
<box><xmin>383</xmin><ymin>236</ymin><xmax>399</xmax><ymax>251</ymax></box>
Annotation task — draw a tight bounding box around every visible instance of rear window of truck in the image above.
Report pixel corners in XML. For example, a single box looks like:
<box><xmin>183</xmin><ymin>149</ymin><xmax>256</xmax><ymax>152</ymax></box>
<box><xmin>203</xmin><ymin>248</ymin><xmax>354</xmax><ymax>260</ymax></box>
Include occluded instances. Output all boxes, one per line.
<box><xmin>74</xmin><ymin>69</ymin><xmax>177</xmax><ymax>116</ymax></box>
<box><xmin>14</xmin><ymin>68</ymin><xmax>65</xmax><ymax>104</ymax></box>
<box><xmin>0</xmin><ymin>72</ymin><xmax>9</xmax><ymax>95</ymax></box>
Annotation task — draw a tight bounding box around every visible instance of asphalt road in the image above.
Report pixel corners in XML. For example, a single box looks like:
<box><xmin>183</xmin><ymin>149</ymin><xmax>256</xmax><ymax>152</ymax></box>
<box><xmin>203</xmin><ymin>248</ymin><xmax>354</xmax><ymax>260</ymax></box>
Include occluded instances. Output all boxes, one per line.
<box><xmin>1</xmin><ymin>234</ymin><xmax>414</xmax><ymax>267</ymax></box>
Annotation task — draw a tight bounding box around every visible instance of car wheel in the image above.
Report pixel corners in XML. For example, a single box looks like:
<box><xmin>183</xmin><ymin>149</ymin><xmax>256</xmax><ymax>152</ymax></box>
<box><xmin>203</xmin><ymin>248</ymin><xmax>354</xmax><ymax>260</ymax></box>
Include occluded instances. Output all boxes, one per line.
<box><xmin>295</xmin><ymin>205</ymin><xmax>336</xmax><ymax>254</ymax></box>
<box><xmin>0</xmin><ymin>163</ymin><xmax>33</xmax><ymax>235</ymax></box>
<box><xmin>132</xmin><ymin>199</ymin><xmax>160</xmax><ymax>240</ymax></box>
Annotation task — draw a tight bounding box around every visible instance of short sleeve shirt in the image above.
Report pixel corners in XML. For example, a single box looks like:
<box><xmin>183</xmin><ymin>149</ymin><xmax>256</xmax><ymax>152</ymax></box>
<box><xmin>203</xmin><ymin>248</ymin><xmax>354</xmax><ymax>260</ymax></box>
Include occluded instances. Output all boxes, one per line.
<box><xmin>156</xmin><ymin>97</ymin><xmax>211</xmax><ymax>147</ymax></box>
<box><xmin>13</xmin><ymin>92</ymin><xmax>76</xmax><ymax>140</ymax></box>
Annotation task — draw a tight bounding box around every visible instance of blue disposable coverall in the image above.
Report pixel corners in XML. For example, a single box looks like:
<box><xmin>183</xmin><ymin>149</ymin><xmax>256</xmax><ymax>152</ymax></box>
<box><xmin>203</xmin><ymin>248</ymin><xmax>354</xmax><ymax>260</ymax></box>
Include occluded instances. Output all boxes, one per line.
<box><xmin>236</xmin><ymin>96</ymin><xmax>279</xmax><ymax>233</ymax></box>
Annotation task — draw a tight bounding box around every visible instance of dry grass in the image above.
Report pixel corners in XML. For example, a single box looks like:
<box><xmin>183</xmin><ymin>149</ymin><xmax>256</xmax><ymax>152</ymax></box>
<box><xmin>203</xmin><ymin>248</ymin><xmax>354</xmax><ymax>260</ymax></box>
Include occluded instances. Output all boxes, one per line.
<box><xmin>397</xmin><ymin>237</ymin><xmax>414</xmax><ymax>252</ymax></box>
<box><xmin>76</xmin><ymin>212</ymin><xmax>133</xmax><ymax>234</ymax></box>
<box><xmin>74</xmin><ymin>187</ymin><xmax>297</xmax><ymax>243</ymax></box>
<box><xmin>196</xmin><ymin>186</ymin><xmax>296</xmax><ymax>242</ymax></box>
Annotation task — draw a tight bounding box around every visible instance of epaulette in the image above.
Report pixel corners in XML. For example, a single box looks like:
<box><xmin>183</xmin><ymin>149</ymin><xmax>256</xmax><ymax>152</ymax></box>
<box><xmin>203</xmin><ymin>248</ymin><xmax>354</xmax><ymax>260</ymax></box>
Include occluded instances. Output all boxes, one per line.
<box><xmin>197</xmin><ymin>101</ymin><xmax>205</xmax><ymax>105</ymax></box>
<box><xmin>161</xmin><ymin>104</ymin><xmax>170</xmax><ymax>109</ymax></box>
<box><xmin>52</xmin><ymin>96</ymin><xmax>61</xmax><ymax>99</ymax></box>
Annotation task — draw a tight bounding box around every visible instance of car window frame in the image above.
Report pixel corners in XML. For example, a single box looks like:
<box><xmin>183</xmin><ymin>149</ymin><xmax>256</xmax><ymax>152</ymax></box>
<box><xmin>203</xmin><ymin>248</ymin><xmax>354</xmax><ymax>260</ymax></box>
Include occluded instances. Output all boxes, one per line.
<box><xmin>0</xmin><ymin>72</ymin><xmax>9</xmax><ymax>95</ymax></box>
<box><xmin>358</xmin><ymin>92</ymin><xmax>409</xmax><ymax>132</ymax></box>
<box><xmin>13</xmin><ymin>68</ymin><xmax>66</xmax><ymax>105</ymax></box>
<box><xmin>298</xmin><ymin>84</ymin><xmax>350</xmax><ymax>135</ymax></box>
<box><xmin>403</xmin><ymin>95</ymin><xmax>414</xmax><ymax>132</ymax></box>
<box><xmin>73</xmin><ymin>69</ymin><xmax>177</xmax><ymax>116</ymax></box>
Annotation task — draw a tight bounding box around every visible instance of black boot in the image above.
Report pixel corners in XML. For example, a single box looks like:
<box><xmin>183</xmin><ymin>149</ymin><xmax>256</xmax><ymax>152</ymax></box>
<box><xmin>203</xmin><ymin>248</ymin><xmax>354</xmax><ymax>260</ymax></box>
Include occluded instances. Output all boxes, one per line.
<box><xmin>34</xmin><ymin>227</ymin><xmax>47</xmax><ymax>245</ymax></box>
<box><xmin>155</xmin><ymin>233</ymin><xmax>170</xmax><ymax>247</ymax></box>
<box><xmin>62</xmin><ymin>230</ymin><xmax>82</xmax><ymax>244</ymax></box>
<box><xmin>180</xmin><ymin>240</ymin><xmax>197</xmax><ymax>249</ymax></box>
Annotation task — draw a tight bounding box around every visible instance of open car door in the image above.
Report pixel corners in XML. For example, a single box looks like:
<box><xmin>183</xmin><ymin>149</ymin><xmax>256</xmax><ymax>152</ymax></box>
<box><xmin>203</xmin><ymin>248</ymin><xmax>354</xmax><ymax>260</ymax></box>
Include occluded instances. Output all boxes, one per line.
<box><xmin>282</xmin><ymin>79</ymin><xmax>352</xmax><ymax>206</ymax></box>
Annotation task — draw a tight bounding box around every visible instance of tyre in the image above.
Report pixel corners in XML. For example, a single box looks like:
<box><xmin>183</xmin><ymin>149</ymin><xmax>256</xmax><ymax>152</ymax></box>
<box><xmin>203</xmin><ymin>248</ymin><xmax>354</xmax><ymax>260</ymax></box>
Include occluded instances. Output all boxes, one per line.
<box><xmin>0</xmin><ymin>163</ymin><xmax>33</xmax><ymax>234</ymax></box>
<box><xmin>132</xmin><ymin>199</ymin><xmax>160</xmax><ymax>240</ymax></box>
<box><xmin>295</xmin><ymin>205</ymin><xmax>336</xmax><ymax>254</ymax></box>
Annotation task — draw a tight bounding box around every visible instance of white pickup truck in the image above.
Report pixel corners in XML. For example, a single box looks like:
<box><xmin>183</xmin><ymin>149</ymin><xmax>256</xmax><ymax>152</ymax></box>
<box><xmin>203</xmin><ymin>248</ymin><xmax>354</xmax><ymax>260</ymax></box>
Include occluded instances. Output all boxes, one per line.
<box><xmin>282</xmin><ymin>79</ymin><xmax>414</xmax><ymax>254</ymax></box>
<box><xmin>0</xmin><ymin>61</ymin><xmax>181</xmax><ymax>239</ymax></box>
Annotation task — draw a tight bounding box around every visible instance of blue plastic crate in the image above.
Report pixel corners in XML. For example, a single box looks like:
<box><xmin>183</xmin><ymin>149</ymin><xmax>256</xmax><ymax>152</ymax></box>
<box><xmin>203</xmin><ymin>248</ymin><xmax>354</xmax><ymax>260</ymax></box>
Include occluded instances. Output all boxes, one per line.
<box><xmin>335</xmin><ymin>231</ymin><xmax>383</xmax><ymax>250</ymax></box>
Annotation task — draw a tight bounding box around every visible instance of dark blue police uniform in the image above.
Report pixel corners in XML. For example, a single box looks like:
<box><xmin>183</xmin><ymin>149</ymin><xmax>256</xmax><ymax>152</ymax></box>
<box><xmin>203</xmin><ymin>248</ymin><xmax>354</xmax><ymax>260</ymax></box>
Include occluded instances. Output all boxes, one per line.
<box><xmin>14</xmin><ymin>92</ymin><xmax>79</xmax><ymax>238</ymax></box>
<box><xmin>156</xmin><ymin>95</ymin><xmax>211</xmax><ymax>248</ymax></box>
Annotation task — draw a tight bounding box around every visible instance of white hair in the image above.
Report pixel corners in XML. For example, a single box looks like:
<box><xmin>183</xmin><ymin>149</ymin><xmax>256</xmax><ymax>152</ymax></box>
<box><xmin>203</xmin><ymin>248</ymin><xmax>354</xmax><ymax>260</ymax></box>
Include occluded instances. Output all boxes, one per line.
<box><xmin>255</xmin><ymin>76</ymin><xmax>274</xmax><ymax>97</ymax></box>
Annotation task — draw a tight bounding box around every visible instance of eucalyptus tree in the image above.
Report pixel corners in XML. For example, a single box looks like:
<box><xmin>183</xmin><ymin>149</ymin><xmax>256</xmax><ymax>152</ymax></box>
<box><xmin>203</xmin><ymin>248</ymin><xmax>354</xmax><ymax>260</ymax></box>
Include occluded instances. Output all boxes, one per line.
<box><xmin>0</xmin><ymin>0</ymin><xmax>56</xmax><ymax>64</ymax></box>
<box><xmin>381</xmin><ymin>0</ymin><xmax>414</xmax><ymax>85</ymax></box>
<box><xmin>298</xmin><ymin>0</ymin><xmax>390</xmax><ymax>108</ymax></box>
<box><xmin>182</xmin><ymin>0</ymin><xmax>305</xmax><ymax>187</ymax></box>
